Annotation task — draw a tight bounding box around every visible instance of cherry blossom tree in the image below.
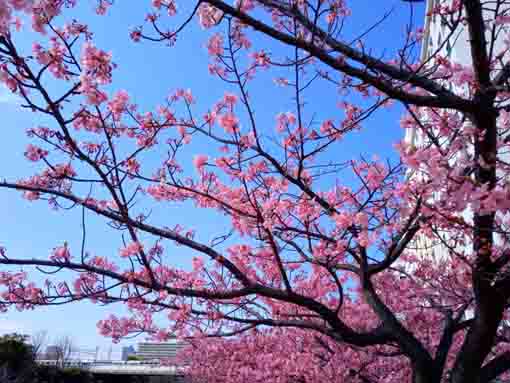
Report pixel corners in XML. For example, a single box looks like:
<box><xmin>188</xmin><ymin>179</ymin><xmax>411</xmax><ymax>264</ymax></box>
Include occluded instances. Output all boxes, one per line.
<box><xmin>0</xmin><ymin>1</ymin><xmax>510</xmax><ymax>382</ymax></box>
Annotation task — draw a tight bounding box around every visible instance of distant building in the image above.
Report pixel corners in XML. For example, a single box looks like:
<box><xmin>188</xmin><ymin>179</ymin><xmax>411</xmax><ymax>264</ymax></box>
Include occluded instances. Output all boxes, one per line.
<box><xmin>404</xmin><ymin>0</ymin><xmax>510</xmax><ymax>265</ymax></box>
<box><xmin>121</xmin><ymin>345</ymin><xmax>136</xmax><ymax>361</ymax></box>
<box><xmin>44</xmin><ymin>345</ymin><xmax>59</xmax><ymax>360</ymax></box>
<box><xmin>136</xmin><ymin>341</ymin><xmax>187</xmax><ymax>362</ymax></box>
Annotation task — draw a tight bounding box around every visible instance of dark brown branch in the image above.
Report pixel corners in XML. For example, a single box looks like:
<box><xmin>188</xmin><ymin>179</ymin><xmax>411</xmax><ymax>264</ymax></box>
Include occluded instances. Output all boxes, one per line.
<box><xmin>479</xmin><ymin>352</ymin><xmax>510</xmax><ymax>383</ymax></box>
<box><xmin>204</xmin><ymin>0</ymin><xmax>473</xmax><ymax>111</ymax></box>
<box><xmin>463</xmin><ymin>0</ymin><xmax>491</xmax><ymax>86</ymax></box>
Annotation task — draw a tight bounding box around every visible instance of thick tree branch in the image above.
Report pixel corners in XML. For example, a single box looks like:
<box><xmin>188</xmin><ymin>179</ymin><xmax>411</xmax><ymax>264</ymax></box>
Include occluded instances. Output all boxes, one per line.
<box><xmin>463</xmin><ymin>0</ymin><xmax>491</xmax><ymax>86</ymax></box>
<box><xmin>204</xmin><ymin>0</ymin><xmax>473</xmax><ymax>111</ymax></box>
<box><xmin>479</xmin><ymin>352</ymin><xmax>510</xmax><ymax>383</ymax></box>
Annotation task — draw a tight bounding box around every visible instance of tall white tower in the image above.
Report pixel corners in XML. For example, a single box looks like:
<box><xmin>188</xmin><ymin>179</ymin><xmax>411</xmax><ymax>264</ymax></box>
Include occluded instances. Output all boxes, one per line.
<box><xmin>406</xmin><ymin>0</ymin><xmax>510</xmax><ymax>146</ymax></box>
<box><xmin>405</xmin><ymin>0</ymin><xmax>510</xmax><ymax>263</ymax></box>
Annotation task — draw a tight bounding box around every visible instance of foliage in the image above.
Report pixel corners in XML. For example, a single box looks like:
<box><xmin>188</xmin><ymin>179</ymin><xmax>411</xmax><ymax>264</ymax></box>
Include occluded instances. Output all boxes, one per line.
<box><xmin>60</xmin><ymin>367</ymin><xmax>91</xmax><ymax>383</ymax></box>
<box><xmin>0</xmin><ymin>333</ymin><xmax>35</xmax><ymax>382</ymax></box>
<box><xmin>0</xmin><ymin>1</ymin><xmax>510</xmax><ymax>383</ymax></box>
<box><xmin>36</xmin><ymin>365</ymin><xmax>92</xmax><ymax>383</ymax></box>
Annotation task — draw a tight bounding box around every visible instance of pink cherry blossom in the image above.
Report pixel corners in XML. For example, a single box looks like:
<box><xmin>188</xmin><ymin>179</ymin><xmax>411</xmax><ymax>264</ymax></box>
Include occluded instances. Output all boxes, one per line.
<box><xmin>207</xmin><ymin>33</ymin><xmax>224</xmax><ymax>56</ymax></box>
<box><xmin>119</xmin><ymin>242</ymin><xmax>144</xmax><ymax>258</ymax></box>
<box><xmin>50</xmin><ymin>244</ymin><xmax>71</xmax><ymax>262</ymax></box>
<box><xmin>0</xmin><ymin>2</ymin><xmax>509</xmax><ymax>383</ymax></box>
<box><xmin>193</xmin><ymin>154</ymin><xmax>208</xmax><ymax>172</ymax></box>
<box><xmin>24</xmin><ymin>144</ymin><xmax>48</xmax><ymax>162</ymax></box>
<box><xmin>218</xmin><ymin>112</ymin><xmax>239</xmax><ymax>133</ymax></box>
<box><xmin>197</xmin><ymin>3</ymin><xmax>222</xmax><ymax>29</ymax></box>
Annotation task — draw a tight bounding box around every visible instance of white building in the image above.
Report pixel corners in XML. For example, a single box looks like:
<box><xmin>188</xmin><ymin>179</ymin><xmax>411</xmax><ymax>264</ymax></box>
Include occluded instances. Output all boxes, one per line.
<box><xmin>406</xmin><ymin>0</ymin><xmax>510</xmax><ymax>146</ymax></box>
<box><xmin>405</xmin><ymin>0</ymin><xmax>510</xmax><ymax>263</ymax></box>
<box><xmin>136</xmin><ymin>341</ymin><xmax>188</xmax><ymax>362</ymax></box>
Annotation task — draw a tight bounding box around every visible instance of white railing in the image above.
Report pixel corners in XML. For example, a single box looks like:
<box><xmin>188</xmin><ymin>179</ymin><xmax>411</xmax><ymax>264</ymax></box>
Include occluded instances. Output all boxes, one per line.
<box><xmin>36</xmin><ymin>360</ymin><xmax>187</xmax><ymax>376</ymax></box>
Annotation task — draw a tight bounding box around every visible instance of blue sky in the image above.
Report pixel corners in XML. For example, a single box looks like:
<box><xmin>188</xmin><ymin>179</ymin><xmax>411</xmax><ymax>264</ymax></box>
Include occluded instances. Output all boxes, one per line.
<box><xmin>0</xmin><ymin>0</ymin><xmax>425</xmax><ymax>357</ymax></box>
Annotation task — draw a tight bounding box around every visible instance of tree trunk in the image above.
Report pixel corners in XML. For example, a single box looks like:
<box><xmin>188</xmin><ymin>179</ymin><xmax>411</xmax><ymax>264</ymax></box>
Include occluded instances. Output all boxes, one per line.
<box><xmin>450</xmin><ymin>102</ymin><xmax>503</xmax><ymax>383</ymax></box>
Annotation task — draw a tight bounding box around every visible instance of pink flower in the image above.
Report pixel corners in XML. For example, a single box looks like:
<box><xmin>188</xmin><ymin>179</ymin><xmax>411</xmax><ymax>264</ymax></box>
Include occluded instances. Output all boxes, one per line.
<box><xmin>172</xmin><ymin>88</ymin><xmax>194</xmax><ymax>104</ymax></box>
<box><xmin>219</xmin><ymin>113</ymin><xmax>239</xmax><ymax>133</ymax></box>
<box><xmin>108</xmin><ymin>90</ymin><xmax>130</xmax><ymax>119</ymax></box>
<box><xmin>204</xmin><ymin>111</ymin><xmax>217</xmax><ymax>126</ymax></box>
<box><xmin>0</xmin><ymin>3</ymin><xmax>12</xmax><ymax>35</ymax></box>
<box><xmin>192</xmin><ymin>257</ymin><xmax>204</xmax><ymax>271</ymax></box>
<box><xmin>119</xmin><ymin>241</ymin><xmax>144</xmax><ymax>258</ymax></box>
<box><xmin>24</xmin><ymin>144</ymin><xmax>48</xmax><ymax>162</ymax></box>
<box><xmin>495</xmin><ymin>15</ymin><xmax>510</xmax><ymax>25</ymax></box>
<box><xmin>197</xmin><ymin>3</ymin><xmax>223</xmax><ymax>29</ymax></box>
<box><xmin>50</xmin><ymin>244</ymin><xmax>71</xmax><ymax>262</ymax></box>
<box><xmin>130</xmin><ymin>29</ymin><xmax>142</xmax><ymax>42</ymax></box>
<box><xmin>354</xmin><ymin>212</ymin><xmax>369</xmax><ymax>228</ymax></box>
<box><xmin>207</xmin><ymin>33</ymin><xmax>224</xmax><ymax>56</ymax></box>
<box><xmin>223</xmin><ymin>92</ymin><xmax>238</xmax><ymax>105</ymax></box>
<box><xmin>334</xmin><ymin>212</ymin><xmax>353</xmax><ymax>229</ymax></box>
<box><xmin>251</xmin><ymin>50</ymin><xmax>270</xmax><ymax>67</ymax></box>
<box><xmin>95</xmin><ymin>1</ymin><xmax>111</xmax><ymax>15</ymax></box>
<box><xmin>125</xmin><ymin>158</ymin><xmax>140</xmax><ymax>175</ymax></box>
<box><xmin>320</xmin><ymin>119</ymin><xmax>335</xmax><ymax>134</ymax></box>
<box><xmin>0</xmin><ymin>64</ymin><xmax>17</xmax><ymax>92</ymax></box>
<box><xmin>193</xmin><ymin>155</ymin><xmax>208</xmax><ymax>172</ymax></box>
<box><xmin>81</xmin><ymin>42</ymin><xmax>113</xmax><ymax>85</ymax></box>
<box><xmin>79</xmin><ymin>76</ymin><xmax>108</xmax><ymax>105</ymax></box>
<box><xmin>365</xmin><ymin>166</ymin><xmax>385</xmax><ymax>188</ymax></box>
